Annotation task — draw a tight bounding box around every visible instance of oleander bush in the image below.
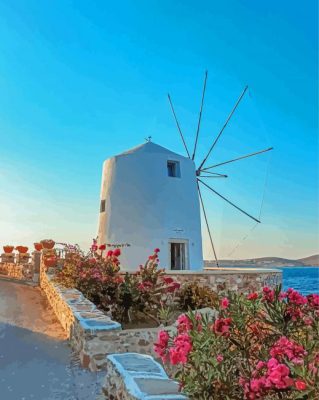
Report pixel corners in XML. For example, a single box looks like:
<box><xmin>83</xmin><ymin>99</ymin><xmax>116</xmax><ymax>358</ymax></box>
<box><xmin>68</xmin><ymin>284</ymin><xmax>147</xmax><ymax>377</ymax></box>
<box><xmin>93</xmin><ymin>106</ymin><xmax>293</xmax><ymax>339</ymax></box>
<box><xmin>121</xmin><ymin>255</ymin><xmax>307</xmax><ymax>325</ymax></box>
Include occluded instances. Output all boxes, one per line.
<box><xmin>154</xmin><ymin>287</ymin><xmax>319</xmax><ymax>399</ymax></box>
<box><xmin>54</xmin><ymin>241</ymin><xmax>181</xmax><ymax>325</ymax></box>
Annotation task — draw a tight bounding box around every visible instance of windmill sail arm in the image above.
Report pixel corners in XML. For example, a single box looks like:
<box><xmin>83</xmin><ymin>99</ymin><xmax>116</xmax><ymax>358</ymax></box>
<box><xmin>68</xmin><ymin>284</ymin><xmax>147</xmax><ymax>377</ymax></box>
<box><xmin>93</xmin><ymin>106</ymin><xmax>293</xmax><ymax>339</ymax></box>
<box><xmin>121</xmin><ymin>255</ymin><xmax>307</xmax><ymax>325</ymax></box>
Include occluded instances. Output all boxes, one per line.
<box><xmin>201</xmin><ymin>147</ymin><xmax>273</xmax><ymax>171</ymax></box>
<box><xmin>197</xmin><ymin>85</ymin><xmax>248</xmax><ymax>171</ymax></box>
<box><xmin>167</xmin><ymin>94</ymin><xmax>191</xmax><ymax>158</ymax></box>
<box><xmin>199</xmin><ymin>175</ymin><xmax>228</xmax><ymax>178</ymax></box>
<box><xmin>199</xmin><ymin>169</ymin><xmax>227</xmax><ymax>177</ymax></box>
<box><xmin>197</xmin><ymin>181</ymin><xmax>219</xmax><ymax>267</ymax></box>
<box><xmin>198</xmin><ymin>178</ymin><xmax>261</xmax><ymax>223</ymax></box>
<box><xmin>192</xmin><ymin>71</ymin><xmax>208</xmax><ymax>160</ymax></box>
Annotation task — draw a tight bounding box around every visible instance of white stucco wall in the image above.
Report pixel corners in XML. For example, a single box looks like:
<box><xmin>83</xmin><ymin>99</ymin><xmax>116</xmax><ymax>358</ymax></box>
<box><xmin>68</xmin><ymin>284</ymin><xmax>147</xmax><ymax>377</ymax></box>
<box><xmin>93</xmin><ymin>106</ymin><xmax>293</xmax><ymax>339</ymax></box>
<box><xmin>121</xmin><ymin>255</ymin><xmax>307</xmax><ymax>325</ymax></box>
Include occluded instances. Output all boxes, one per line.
<box><xmin>97</xmin><ymin>142</ymin><xmax>203</xmax><ymax>271</ymax></box>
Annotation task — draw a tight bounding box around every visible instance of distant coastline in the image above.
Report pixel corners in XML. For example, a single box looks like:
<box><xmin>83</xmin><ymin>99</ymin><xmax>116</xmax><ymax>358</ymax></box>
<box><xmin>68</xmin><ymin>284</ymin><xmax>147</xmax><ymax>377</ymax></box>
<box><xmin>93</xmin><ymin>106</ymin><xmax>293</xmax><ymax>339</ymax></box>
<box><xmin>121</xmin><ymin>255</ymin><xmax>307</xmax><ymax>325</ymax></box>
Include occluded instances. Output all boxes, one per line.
<box><xmin>205</xmin><ymin>254</ymin><xmax>319</xmax><ymax>268</ymax></box>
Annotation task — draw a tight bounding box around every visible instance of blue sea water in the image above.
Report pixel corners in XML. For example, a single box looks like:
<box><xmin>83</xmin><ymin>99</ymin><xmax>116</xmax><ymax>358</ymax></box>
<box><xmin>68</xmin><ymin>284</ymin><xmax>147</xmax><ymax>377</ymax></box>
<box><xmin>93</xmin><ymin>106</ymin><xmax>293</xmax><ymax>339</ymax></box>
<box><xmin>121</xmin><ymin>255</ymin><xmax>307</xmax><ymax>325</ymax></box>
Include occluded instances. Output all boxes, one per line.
<box><xmin>274</xmin><ymin>266</ymin><xmax>319</xmax><ymax>295</ymax></box>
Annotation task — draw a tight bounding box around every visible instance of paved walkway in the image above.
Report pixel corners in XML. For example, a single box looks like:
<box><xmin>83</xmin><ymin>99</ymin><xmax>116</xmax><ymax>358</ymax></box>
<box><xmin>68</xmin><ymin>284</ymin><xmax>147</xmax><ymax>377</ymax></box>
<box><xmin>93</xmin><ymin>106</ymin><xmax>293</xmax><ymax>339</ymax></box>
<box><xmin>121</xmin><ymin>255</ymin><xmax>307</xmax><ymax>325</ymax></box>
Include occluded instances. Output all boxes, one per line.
<box><xmin>0</xmin><ymin>280</ymin><xmax>104</xmax><ymax>400</ymax></box>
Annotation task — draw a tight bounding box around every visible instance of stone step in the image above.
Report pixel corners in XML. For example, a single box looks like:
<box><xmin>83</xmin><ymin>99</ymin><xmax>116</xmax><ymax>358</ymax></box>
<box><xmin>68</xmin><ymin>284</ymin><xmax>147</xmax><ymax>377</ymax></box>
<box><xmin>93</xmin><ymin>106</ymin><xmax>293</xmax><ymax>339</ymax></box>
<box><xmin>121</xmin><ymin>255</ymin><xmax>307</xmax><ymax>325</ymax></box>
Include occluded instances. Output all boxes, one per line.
<box><xmin>101</xmin><ymin>353</ymin><xmax>188</xmax><ymax>400</ymax></box>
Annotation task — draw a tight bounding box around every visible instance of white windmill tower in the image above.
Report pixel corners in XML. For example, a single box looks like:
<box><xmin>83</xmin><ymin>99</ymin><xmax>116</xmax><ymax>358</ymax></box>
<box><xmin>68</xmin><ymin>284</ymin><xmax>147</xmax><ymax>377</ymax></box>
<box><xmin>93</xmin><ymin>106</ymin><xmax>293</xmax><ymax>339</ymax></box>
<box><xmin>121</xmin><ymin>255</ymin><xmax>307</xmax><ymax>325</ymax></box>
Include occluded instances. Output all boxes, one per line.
<box><xmin>97</xmin><ymin>138</ymin><xmax>203</xmax><ymax>271</ymax></box>
<box><xmin>97</xmin><ymin>72</ymin><xmax>273</xmax><ymax>271</ymax></box>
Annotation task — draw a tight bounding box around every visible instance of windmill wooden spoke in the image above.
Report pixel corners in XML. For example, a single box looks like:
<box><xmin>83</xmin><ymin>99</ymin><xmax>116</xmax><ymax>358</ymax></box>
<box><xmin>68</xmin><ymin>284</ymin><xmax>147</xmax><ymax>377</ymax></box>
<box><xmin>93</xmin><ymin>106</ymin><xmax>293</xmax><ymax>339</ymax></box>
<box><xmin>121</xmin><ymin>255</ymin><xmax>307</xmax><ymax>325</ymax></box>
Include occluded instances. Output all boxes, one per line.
<box><xmin>200</xmin><ymin>175</ymin><xmax>228</xmax><ymax>178</ymax></box>
<box><xmin>192</xmin><ymin>70</ymin><xmax>208</xmax><ymax>160</ymax></box>
<box><xmin>201</xmin><ymin>147</ymin><xmax>273</xmax><ymax>171</ymax></box>
<box><xmin>198</xmin><ymin>178</ymin><xmax>261</xmax><ymax>223</ymax></box>
<box><xmin>167</xmin><ymin>93</ymin><xmax>191</xmax><ymax>158</ymax></box>
<box><xmin>197</xmin><ymin>181</ymin><xmax>219</xmax><ymax>267</ymax></box>
<box><xmin>197</xmin><ymin>85</ymin><xmax>248</xmax><ymax>171</ymax></box>
<box><xmin>198</xmin><ymin>171</ymin><xmax>228</xmax><ymax>177</ymax></box>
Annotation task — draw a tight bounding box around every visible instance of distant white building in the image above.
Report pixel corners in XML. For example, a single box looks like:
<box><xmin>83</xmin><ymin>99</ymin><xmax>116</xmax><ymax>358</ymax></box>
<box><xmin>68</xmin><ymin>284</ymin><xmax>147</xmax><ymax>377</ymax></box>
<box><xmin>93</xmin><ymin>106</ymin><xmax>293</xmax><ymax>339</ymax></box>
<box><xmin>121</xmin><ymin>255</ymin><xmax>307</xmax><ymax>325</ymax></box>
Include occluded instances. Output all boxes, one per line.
<box><xmin>97</xmin><ymin>141</ymin><xmax>203</xmax><ymax>271</ymax></box>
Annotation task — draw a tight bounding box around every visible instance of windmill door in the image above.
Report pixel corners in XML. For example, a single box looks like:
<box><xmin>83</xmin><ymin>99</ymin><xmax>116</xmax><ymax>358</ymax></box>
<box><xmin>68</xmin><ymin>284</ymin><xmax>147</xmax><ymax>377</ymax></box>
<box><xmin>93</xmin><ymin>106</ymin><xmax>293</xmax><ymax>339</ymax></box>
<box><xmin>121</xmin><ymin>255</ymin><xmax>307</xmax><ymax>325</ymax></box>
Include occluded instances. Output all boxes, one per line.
<box><xmin>169</xmin><ymin>240</ymin><xmax>188</xmax><ymax>270</ymax></box>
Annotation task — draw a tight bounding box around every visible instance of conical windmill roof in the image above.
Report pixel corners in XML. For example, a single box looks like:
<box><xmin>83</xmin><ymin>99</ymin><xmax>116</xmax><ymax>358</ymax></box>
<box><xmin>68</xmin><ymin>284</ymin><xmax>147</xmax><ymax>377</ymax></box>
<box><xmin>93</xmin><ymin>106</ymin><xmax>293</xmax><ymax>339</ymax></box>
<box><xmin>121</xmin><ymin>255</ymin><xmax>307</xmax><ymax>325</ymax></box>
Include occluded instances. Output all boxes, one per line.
<box><xmin>112</xmin><ymin>141</ymin><xmax>188</xmax><ymax>159</ymax></box>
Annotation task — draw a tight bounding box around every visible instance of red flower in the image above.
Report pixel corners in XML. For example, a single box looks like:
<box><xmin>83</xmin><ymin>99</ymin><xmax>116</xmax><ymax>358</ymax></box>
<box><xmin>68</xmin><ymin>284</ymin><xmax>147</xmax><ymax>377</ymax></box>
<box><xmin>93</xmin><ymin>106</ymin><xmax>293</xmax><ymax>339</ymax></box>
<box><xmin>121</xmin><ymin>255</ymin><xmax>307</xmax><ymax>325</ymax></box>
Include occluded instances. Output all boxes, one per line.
<box><xmin>163</xmin><ymin>276</ymin><xmax>174</xmax><ymax>284</ymax></box>
<box><xmin>113</xmin><ymin>248</ymin><xmax>121</xmax><ymax>257</ymax></box>
<box><xmin>154</xmin><ymin>248</ymin><xmax>160</xmax><ymax>253</ymax></box>
<box><xmin>247</xmin><ymin>292</ymin><xmax>258</xmax><ymax>301</ymax></box>
<box><xmin>99</xmin><ymin>244</ymin><xmax>106</xmax><ymax>251</ymax></box>
<box><xmin>295</xmin><ymin>380</ymin><xmax>307</xmax><ymax>391</ymax></box>
<box><xmin>166</xmin><ymin>282</ymin><xmax>181</xmax><ymax>293</ymax></box>
<box><xmin>107</xmin><ymin>250</ymin><xmax>113</xmax><ymax>257</ymax></box>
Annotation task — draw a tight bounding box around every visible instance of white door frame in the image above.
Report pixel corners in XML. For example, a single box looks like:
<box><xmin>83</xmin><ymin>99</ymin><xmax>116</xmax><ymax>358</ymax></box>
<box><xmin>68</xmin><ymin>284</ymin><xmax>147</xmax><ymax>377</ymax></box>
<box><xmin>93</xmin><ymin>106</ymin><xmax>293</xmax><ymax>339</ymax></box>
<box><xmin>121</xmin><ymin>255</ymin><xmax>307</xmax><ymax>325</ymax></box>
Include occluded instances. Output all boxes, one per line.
<box><xmin>168</xmin><ymin>238</ymin><xmax>189</xmax><ymax>270</ymax></box>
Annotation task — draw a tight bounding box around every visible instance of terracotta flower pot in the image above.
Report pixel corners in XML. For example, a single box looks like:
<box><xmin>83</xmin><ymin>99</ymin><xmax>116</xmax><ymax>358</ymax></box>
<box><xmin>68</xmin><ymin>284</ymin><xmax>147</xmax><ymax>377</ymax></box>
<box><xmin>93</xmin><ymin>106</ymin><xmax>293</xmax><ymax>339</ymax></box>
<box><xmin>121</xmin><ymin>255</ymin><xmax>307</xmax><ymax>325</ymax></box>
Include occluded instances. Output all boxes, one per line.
<box><xmin>40</xmin><ymin>239</ymin><xmax>55</xmax><ymax>249</ymax></box>
<box><xmin>3</xmin><ymin>246</ymin><xmax>14</xmax><ymax>254</ymax></box>
<box><xmin>15</xmin><ymin>246</ymin><xmax>29</xmax><ymax>254</ymax></box>
<box><xmin>43</xmin><ymin>256</ymin><xmax>57</xmax><ymax>268</ymax></box>
<box><xmin>34</xmin><ymin>243</ymin><xmax>43</xmax><ymax>251</ymax></box>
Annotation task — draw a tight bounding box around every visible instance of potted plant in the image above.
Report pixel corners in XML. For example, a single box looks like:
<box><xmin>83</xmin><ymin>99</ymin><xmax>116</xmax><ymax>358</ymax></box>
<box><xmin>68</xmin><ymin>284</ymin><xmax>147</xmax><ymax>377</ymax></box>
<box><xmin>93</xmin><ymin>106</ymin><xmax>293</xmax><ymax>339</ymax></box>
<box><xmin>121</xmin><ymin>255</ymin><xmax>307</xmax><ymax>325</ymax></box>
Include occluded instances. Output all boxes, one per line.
<box><xmin>3</xmin><ymin>245</ymin><xmax>14</xmax><ymax>253</ymax></box>
<box><xmin>15</xmin><ymin>246</ymin><xmax>29</xmax><ymax>254</ymax></box>
<box><xmin>34</xmin><ymin>243</ymin><xmax>43</xmax><ymax>251</ymax></box>
<box><xmin>40</xmin><ymin>239</ymin><xmax>55</xmax><ymax>249</ymax></box>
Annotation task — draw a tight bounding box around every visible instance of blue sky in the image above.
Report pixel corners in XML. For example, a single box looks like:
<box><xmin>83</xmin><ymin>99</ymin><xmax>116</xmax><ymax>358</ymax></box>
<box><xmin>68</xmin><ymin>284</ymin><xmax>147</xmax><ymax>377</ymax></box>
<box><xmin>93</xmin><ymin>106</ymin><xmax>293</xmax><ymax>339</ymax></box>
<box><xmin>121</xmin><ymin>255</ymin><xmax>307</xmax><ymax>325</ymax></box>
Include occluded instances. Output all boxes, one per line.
<box><xmin>0</xmin><ymin>0</ymin><xmax>317</xmax><ymax>260</ymax></box>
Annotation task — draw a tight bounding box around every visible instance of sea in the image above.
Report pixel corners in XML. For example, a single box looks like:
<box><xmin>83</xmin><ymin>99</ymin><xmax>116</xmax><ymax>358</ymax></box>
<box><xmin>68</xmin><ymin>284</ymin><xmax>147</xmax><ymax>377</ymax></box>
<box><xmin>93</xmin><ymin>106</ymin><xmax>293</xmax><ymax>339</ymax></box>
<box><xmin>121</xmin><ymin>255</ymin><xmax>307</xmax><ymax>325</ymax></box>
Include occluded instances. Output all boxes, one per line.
<box><xmin>273</xmin><ymin>266</ymin><xmax>319</xmax><ymax>295</ymax></box>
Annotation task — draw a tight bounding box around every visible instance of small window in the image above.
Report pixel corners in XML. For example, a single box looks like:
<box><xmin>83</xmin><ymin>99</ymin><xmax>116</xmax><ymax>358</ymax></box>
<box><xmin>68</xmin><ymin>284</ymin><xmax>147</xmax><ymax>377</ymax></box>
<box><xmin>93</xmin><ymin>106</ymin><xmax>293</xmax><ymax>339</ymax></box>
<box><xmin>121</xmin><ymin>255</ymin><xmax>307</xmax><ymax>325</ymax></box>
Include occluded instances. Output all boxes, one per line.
<box><xmin>167</xmin><ymin>161</ymin><xmax>180</xmax><ymax>178</ymax></box>
<box><xmin>100</xmin><ymin>200</ymin><xmax>106</xmax><ymax>212</ymax></box>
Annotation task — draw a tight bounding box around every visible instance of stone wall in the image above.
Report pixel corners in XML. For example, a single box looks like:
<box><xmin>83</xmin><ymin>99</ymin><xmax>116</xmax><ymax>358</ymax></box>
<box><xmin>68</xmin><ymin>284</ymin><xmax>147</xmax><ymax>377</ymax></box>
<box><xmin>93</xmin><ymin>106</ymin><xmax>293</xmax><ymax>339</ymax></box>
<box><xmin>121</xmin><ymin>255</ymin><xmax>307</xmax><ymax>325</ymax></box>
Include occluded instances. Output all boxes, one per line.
<box><xmin>101</xmin><ymin>353</ymin><xmax>188</xmax><ymax>400</ymax></box>
<box><xmin>165</xmin><ymin>268</ymin><xmax>282</xmax><ymax>293</ymax></box>
<box><xmin>39</xmin><ymin>263</ymin><xmax>121</xmax><ymax>370</ymax></box>
<box><xmin>39</xmin><ymin>263</ymin><xmax>281</xmax><ymax>371</ymax></box>
<box><xmin>0</xmin><ymin>251</ymin><xmax>40</xmax><ymax>283</ymax></box>
<box><xmin>0</xmin><ymin>262</ymin><xmax>34</xmax><ymax>281</ymax></box>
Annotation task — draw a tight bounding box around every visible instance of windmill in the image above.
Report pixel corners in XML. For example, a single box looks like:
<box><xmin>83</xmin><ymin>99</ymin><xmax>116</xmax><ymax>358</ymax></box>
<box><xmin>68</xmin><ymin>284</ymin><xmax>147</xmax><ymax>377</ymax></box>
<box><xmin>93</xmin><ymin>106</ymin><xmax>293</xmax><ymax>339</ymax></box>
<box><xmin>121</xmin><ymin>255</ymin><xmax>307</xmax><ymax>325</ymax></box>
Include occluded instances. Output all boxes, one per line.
<box><xmin>167</xmin><ymin>71</ymin><xmax>273</xmax><ymax>267</ymax></box>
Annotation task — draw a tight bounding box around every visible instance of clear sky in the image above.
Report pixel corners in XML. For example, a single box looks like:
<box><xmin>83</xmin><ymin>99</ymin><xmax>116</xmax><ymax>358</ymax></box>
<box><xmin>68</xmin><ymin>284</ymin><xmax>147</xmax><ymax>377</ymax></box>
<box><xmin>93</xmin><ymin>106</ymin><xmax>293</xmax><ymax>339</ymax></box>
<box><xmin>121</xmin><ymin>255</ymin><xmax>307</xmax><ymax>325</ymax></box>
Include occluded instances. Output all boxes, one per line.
<box><xmin>0</xmin><ymin>0</ymin><xmax>317</xmax><ymax>260</ymax></box>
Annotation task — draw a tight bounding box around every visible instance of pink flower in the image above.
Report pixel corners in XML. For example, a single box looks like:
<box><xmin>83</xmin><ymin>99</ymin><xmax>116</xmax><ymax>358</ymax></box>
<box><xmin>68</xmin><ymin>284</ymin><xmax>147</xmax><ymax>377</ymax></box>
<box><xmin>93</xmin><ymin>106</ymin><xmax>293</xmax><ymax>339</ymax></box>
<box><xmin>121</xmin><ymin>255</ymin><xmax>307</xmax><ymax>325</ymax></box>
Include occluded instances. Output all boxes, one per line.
<box><xmin>220</xmin><ymin>297</ymin><xmax>230</xmax><ymax>309</ymax></box>
<box><xmin>295</xmin><ymin>380</ymin><xmax>307</xmax><ymax>391</ymax></box>
<box><xmin>262</xmin><ymin>287</ymin><xmax>275</xmax><ymax>302</ymax></box>
<box><xmin>90</xmin><ymin>239</ymin><xmax>98</xmax><ymax>252</ymax></box>
<box><xmin>307</xmin><ymin>293</ymin><xmax>319</xmax><ymax>308</ymax></box>
<box><xmin>168</xmin><ymin>333</ymin><xmax>192</xmax><ymax>364</ymax></box>
<box><xmin>154</xmin><ymin>248</ymin><xmax>160</xmax><ymax>253</ymax></box>
<box><xmin>216</xmin><ymin>354</ymin><xmax>223</xmax><ymax>363</ymax></box>
<box><xmin>154</xmin><ymin>330</ymin><xmax>170</xmax><ymax>362</ymax></box>
<box><xmin>177</xmin><ymin>314</ymin><xmax>192</xmax><ymax>332</ymax></box>
<box><xmin>278</xmin><ymin>291</ymin><xmax>287</xmax><ymax>301</ymax></box>
<box><xmin>286</xmin><ymin>288</ymin><xmax>307</xmax><ymax>305</ymax></box>
<box><xmin>270</xmin><ymin>337</ymin><xmax>306</xmax><ymax>364</ymax></box>
<box><xmin>212</xmin><ymin>317</ymin><xmax>232</xmax><ymax>337</ymax></box>
<box><xmin>256</xmin><ymin>361</ymin><xmax>266</xmax><ymax>370</ymax></box>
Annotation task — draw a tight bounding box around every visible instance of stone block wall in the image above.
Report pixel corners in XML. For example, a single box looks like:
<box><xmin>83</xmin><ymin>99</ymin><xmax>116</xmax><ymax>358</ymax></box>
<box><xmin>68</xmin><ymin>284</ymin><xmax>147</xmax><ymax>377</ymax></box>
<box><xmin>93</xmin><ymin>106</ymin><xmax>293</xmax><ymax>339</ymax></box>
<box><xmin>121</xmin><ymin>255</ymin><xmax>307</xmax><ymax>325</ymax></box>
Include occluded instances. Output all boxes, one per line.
<box><xmin>165</xmin><ymin>268</ymin><xmax>281</xmax><ymax>293</ymax></box>
<box><xmin>0</xmin><ymin>262</ymin><xmax>34</xmax><ymax>281</ymax></box>
<box><xmin>39</xmin><ymin>263</ymin><xmax>121</xmax><ymax>370</ymax></box>
<box><xmin>0</xmin><ymin>251</ymin><xmax>40</xmax><ymax>282</ymax></box>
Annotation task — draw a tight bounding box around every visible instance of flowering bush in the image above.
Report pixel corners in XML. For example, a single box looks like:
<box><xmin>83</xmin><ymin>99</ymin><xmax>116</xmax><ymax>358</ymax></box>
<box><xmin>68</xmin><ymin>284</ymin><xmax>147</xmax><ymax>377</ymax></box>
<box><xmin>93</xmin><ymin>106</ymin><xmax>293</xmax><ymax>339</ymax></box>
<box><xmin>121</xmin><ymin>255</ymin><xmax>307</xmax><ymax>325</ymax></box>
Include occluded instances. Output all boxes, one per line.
<box><xmin>154</xmin><ymin>286</ymin><xmax>319</xmax><ymax>399</ymax></box>
<box><xmin>54</xmin><ymin>243</ymin><xmax>180</xmax><ymax>325</ymax></box>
